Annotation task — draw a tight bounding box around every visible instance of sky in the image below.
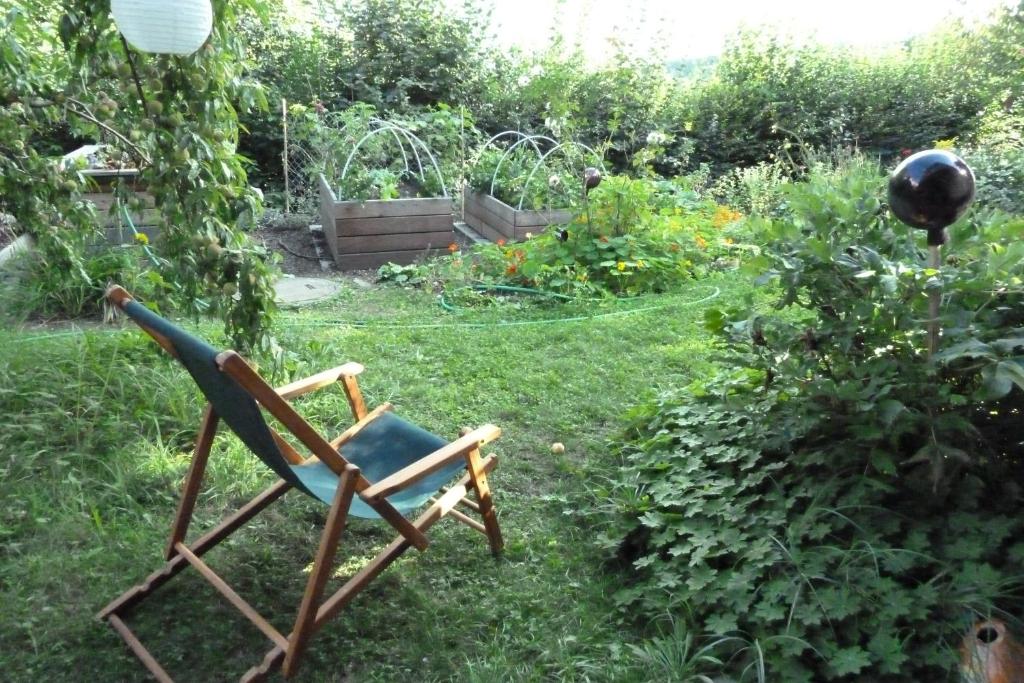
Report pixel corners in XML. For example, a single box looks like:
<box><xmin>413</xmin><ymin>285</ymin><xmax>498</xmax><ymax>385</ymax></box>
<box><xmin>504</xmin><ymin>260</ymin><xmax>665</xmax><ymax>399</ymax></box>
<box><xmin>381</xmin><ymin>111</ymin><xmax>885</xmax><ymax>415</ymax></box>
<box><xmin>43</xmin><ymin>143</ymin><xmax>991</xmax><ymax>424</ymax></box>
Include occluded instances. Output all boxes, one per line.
<box><xmin>486</xmin><ymin>0</ymin><xmax>1014</xmax><ymax>61</ymax></box>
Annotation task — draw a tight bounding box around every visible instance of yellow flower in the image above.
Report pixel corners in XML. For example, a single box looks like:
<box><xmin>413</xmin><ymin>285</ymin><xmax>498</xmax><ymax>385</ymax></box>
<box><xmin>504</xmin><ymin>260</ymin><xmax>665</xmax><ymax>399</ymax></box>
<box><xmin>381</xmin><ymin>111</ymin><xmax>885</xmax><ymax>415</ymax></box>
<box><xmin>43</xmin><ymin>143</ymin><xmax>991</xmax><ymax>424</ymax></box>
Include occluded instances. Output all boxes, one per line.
<box><xmin>723</xmin><ymin>237</ymin><xmax>734</xmax><ymax>245</ymax></box>
<box><xmin>134</xmin><ymin>232</ymin><xmax>149</xmax><ymax>245</ymax></box>
<box><xmin>695</xmin><ymin>235</ymin><xmax>708</xmax><ymax>249</ymax></box>
<box><xmin>637</xmin><ymin>259</ymin><xmax>645</xmax><ymax>269</ymax></box>
<box><xmin>616</xmin><ymin>261</ymin><xmax>626</xmax><ymax>271</ymax></box>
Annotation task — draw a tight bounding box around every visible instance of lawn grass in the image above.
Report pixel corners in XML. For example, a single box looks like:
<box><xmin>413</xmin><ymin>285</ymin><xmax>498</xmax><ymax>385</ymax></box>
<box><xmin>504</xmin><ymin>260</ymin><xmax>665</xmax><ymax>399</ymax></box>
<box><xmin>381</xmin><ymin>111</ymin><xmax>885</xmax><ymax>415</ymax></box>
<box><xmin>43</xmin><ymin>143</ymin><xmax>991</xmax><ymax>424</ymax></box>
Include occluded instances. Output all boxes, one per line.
<box><xmin>0</xmin><ymin>270</ymin><xmax>753</xmax><ymax>682</ymax></box>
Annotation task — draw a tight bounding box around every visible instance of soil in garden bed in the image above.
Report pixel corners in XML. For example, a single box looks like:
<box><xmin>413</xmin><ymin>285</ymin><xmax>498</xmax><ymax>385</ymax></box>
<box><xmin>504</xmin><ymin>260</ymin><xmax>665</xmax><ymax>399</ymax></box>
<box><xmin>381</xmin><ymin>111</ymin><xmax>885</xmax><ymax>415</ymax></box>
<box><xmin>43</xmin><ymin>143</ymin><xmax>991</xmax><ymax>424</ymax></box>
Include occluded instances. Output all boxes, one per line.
<box><xmin>251</xmin><ymin>212</ymin><xmax>334</xmax><ymax>278</ymax></box>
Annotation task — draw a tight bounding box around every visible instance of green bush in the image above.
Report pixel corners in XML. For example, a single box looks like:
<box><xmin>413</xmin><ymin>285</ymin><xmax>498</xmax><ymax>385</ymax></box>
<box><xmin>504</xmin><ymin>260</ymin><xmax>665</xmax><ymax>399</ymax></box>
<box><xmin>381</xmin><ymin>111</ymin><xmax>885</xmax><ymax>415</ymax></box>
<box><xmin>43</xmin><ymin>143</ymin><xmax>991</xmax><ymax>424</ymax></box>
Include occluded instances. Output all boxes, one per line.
<box><xmin>605</xmin><ymin>158</ymin><xmax>1024</xmax><ymax>680</ymax></box>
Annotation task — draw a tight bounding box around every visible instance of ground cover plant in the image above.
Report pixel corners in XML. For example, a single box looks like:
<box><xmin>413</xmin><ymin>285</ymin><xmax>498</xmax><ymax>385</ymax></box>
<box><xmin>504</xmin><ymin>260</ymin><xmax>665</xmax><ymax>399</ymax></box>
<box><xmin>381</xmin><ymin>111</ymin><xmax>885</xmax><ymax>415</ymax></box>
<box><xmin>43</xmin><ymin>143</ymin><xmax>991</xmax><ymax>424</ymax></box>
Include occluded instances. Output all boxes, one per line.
<box><xmin>0</xmin><ymin>275</ymin><xmax>744</xmax><ymax>682</ymax></box>
<box><xmin>605</xmin><ymin>155</ymin><xmax>1024</xmax><ymax>680</ymax></box>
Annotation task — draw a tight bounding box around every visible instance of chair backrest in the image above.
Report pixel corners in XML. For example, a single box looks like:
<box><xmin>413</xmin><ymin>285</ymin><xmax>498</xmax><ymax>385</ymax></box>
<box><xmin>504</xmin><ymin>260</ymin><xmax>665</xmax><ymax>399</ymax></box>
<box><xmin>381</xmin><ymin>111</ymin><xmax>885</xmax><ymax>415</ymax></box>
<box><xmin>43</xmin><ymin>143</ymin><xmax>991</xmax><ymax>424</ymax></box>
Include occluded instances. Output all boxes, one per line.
<box><xmin>117</xmin><ymin>296</ymin><xmax>306</xmax><ymax>492</ymax></box>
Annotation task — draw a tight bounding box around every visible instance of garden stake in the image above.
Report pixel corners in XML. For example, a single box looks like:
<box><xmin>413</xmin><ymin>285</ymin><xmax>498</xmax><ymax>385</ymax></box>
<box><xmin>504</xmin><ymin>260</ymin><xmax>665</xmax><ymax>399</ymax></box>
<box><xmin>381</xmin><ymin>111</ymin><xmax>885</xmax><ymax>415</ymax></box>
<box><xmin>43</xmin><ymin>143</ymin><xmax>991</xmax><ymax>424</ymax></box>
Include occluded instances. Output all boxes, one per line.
<box><xmin>887</xmin><ymin>149</ymin><xmax>975</xmax><ymax>359</ymax></box>
<box><xmin>282</xmin><ymin>98</ymin><xmax>290</xmax><ymax>215</ymax></box>
<box><xmin>927</xmin><ymin>243</ymin><xmax>941</xmax><ymax>356</ymax></box>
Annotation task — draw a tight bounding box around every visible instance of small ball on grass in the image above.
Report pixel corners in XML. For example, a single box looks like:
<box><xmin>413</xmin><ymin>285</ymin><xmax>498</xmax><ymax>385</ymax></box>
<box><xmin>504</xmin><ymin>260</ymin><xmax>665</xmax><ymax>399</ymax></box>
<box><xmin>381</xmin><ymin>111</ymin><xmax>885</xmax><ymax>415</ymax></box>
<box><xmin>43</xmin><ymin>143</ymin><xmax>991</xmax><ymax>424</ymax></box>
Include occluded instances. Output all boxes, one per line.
<box><xmin>550</xmin><ymin>442</ymin><xmax>565</xmax><ymax>454</ymax></box>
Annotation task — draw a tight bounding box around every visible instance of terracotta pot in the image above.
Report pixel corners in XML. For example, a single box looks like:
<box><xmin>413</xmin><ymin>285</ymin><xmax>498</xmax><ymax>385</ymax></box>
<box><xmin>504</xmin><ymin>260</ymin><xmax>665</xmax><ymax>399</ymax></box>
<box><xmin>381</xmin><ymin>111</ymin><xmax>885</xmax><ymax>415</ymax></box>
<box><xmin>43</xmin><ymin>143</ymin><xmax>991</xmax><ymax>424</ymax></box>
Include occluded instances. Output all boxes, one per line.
<box><xmin>961</xmin><ymin>620</ymin><xmax>1024</xmax><ymax>683</ymax></box>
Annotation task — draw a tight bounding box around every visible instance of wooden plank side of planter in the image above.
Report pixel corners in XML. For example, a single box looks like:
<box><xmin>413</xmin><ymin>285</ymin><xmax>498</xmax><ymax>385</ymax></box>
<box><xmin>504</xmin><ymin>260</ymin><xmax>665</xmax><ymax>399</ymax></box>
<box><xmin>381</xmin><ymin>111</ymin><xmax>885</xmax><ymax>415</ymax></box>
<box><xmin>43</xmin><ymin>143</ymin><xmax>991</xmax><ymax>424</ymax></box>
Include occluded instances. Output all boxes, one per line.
<box><xmin>82</xmin><ymin>192</ymin><xmax>155</xmax><ymax>211</ymax></box>
<box><xmin>514</xmin><ymin>208</ymin><xmax>574</xmax><ymax>228</ymax></box>
<box><xmin>335</xmin><ymin>249</ymin><xmax>441</xmax><ymax>271</ymax></box>
<box><xmin>335</xmin><ymin>213</ymin><xmax>453</xmax><ymax>237</ymax></box>
<box><xmin>81</xmin><ymin>192</ymin><xmax>160</xmax><ymax>229</ymax></box>
<box><xmin>467</xmin><ymin>216</ymin><xmax>508</xmax><ymax>244</ymax></box>
<box><xmin>337</xmin><ymin>230</ymin><xmax>453</xmax><ymax>254</ymax></box>
<box><xmin>88</xmin><ymin>210</ymin><xmax>161</xmax><ymax>229</ymax></box>
<box><xmin>466</xmin><ymin>195</ymin><xmax>516</xmax><ymax>239</ymax></box>
<box><xmin>319</xmin><ymin>175</ymin><xmax>339</xmax><ymax>258</ymax></box>
<box><xmin>332</xmin><ymin>197</ymin><xmax>452</xmax><ymax>220</ymax></box>
<box><xmin>464</xmin><ymin>201</ymin><xmax>514</xmax><ymax>241</ymax></box>
<box><xmin>471</xmin><ymin>191</ymin><xmax>517</xmax><ymax>225</ymax></box>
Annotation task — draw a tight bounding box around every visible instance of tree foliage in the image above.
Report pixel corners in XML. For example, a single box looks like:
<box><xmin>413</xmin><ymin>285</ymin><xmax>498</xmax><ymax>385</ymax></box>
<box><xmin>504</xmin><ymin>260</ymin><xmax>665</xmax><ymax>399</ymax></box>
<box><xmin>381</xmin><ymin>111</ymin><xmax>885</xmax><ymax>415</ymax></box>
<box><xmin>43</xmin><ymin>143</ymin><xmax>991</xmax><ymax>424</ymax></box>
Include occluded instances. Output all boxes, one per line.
<box><xmin>1</xmin><ymin>0</ymin><xmax>276</xmax><ymax>349</ymax></box>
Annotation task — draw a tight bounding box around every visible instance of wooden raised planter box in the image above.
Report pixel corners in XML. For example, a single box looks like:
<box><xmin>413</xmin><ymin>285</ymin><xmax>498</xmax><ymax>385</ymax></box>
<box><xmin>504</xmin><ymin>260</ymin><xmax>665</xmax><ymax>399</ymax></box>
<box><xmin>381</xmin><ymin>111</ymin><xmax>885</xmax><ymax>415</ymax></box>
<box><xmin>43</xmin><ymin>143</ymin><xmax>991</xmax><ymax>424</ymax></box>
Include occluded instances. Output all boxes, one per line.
<box><xmin>63</xmin><ymin>145</ymin><xmax>160</xmax><ymax>245</ymax></box>
<box><xmin>462</xmin><ymin>188</ymin><xmax>574</xmax><ymax>242</ymax></box>
<box><xmin>318</xmin><ymin>174</ymin><xmax>454</xmax><ymax>270</ymax></box>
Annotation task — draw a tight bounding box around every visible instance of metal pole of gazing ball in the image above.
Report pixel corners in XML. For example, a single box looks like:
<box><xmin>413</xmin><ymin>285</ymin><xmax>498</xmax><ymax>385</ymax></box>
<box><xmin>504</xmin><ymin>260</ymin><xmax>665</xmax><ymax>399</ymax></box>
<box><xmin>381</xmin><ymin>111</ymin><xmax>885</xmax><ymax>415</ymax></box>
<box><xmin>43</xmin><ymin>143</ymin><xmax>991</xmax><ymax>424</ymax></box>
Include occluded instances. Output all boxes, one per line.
<box><xmin>887</xmin><ymin>150</ymin><xmax>976</xmax><ymax>358</ymax></box>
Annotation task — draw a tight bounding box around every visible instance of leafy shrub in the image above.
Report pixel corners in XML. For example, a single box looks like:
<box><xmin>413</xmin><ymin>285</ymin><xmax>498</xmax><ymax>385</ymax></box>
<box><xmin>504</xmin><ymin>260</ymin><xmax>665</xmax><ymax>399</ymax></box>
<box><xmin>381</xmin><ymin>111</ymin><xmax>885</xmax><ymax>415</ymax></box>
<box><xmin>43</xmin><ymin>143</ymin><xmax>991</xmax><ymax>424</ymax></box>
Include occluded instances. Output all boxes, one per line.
<box><xmin>709</xmin><ymin>158</ymin><xmax>790</xmax><ymax>217</ymax></box>
<box><xmin>962</xmin><ymin>144</ymin><xmax>1024</xmax><ymax>215</ymax></box>
<box><xmin>605</xmin><ymin>159</ymin><xmax>1024</xmax><ymax>680</ymax></box>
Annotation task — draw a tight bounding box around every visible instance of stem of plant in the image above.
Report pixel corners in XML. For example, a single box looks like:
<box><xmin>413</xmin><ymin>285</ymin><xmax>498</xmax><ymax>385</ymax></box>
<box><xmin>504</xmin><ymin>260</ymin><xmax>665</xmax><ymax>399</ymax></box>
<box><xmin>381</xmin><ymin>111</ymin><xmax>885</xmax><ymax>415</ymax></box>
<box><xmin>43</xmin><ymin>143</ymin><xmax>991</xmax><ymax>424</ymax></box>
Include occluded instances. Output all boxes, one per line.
<box><xmin>928</xmin><ymin>244</ymin><xmax>941</xmax><ymax>358</ymax></box>
<box><xmin>119</xmin><ymin>34</ymin><xmax>149</xmax><ymax>116</ymax></box>
<box><xmin>65</xmin><ymin>98</ymin><xmax>151</xmax><ymax>166</ymax></box>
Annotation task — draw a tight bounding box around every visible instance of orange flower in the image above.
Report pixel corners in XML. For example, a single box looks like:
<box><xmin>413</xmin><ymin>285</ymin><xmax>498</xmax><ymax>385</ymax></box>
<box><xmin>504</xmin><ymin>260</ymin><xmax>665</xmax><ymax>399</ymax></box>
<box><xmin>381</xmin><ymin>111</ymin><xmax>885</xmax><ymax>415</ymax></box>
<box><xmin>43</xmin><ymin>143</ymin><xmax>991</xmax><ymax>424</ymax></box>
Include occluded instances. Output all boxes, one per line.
<box><xmin>497</xmin><ymin>238</ymin><xmax>506</xmax><ymax>246</ymax></box>
<box><xmin>695</xmin><ymin>235</ymin><xmax>708</xmax><ymax>249</ymax></box>
<box><xmin>506</xmin><ymin>263</ymin><xmax>518</xmax><ymax>275</ymax></box>
<box><xmin>447</xmin><ymin>242</ymin><xmax>458</xmax><ymax>253</ymax></box>
<box><xmin>712</xmin><ymin>205</ymin><xmax>743</xmax><ymax>228</ymax></box>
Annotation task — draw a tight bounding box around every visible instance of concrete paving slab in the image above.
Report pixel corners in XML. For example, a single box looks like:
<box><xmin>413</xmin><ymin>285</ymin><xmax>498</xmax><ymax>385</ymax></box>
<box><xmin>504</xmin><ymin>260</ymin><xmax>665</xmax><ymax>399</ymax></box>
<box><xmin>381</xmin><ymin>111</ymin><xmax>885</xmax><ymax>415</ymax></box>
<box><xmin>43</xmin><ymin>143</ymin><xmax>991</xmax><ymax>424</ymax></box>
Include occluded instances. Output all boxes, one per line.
<box><xmin>274</xmin><ymin>276</ymin><xmax>341</xmax><ymax>306</ymax></box>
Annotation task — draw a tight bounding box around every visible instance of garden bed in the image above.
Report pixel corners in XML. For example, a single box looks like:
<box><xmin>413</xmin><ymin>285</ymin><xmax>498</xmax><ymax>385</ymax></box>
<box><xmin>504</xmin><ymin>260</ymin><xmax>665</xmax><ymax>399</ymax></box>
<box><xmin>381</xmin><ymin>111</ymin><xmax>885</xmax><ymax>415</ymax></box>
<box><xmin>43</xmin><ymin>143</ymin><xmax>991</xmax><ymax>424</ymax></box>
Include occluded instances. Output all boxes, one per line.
<box><xmin>462</xmin><ymin>188</ymin><xmax>573</xmax><ymax>242</ymax></box>
<box><xmin>318</xmin><ymin>174</ymin><xmax>453</xmax><ymax>270</ymax></box>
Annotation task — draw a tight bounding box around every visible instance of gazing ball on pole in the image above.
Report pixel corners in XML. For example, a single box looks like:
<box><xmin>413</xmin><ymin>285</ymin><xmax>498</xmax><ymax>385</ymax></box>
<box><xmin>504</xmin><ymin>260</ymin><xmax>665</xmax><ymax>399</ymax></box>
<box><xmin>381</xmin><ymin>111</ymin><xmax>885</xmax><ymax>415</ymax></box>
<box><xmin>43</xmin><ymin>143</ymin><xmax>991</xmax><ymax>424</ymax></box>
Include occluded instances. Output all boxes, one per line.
<box><xmin>888</xmin><ymin>149</ymin><xmax>975</xmax><ymax>246</ymax></box>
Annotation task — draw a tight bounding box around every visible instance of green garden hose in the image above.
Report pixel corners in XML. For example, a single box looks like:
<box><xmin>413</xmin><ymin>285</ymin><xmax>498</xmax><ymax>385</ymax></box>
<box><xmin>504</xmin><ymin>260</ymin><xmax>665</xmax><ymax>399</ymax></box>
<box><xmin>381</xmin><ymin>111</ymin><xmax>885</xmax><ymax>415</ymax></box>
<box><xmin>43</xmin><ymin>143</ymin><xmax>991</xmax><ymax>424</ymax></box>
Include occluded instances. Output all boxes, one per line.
<box><xmin>438</xmin><ymin>284</ymin><xmax>573</xmax><ymax>312</ymax></box>
<box><xmin>285</xmin><ymin>285</ymin><xmax>720</xmax><ymax>329</ymax></box>
<box><xmin>5</xmin><ymin>281</ymin><xmax>720</xmax><ymax>342</ymax></box>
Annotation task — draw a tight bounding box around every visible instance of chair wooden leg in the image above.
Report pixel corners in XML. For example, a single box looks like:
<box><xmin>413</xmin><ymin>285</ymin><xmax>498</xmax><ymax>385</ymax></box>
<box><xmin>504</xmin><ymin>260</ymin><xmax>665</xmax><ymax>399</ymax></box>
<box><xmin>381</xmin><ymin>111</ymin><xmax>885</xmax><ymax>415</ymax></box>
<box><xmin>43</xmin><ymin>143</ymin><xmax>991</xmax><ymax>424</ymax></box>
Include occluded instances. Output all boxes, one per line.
<box><xmin>242</xmin><ymin>460</ymin><xmax>496</xmax><ymax>683</ymax></box>
<box><xmin>465</xmin><ymin>449</ymin><xmax>503</xmax><ymax>556</ymax></box>
<box><xmin>282</xmin><ymin>465</ymin><xmax>359</xmax><ymax>678</ymax></box>
<box><xmin>100</xmin><ymin>479</ymin><xmax>292</xmax><ymax>621</ymax></box>
<box><xmin>165</xmin><ymin>405</ymin><xmax>219</xmax><ymax>560</ymax></box>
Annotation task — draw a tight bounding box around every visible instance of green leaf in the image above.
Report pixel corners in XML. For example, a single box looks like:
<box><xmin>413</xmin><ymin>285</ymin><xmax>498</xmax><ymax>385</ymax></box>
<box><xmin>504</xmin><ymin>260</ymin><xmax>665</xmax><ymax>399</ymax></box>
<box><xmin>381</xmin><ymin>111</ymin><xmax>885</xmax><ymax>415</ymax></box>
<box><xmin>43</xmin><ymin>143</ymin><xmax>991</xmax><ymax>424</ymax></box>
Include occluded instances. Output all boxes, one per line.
<box><xmin>980</xmin><ymin>364</ymin><xmax>1013</xmax><ymax>399</ymax></box>
<box><xmin>996</xmin><ymin>360</ymin><xmax>1024</xmax><ymax>393</ymax></box>
<box><xmin>869</xmin><ymin>449</ymin><xmax>897</xmax><ymax>476</ymax></box>
<box><xmin>877</xmin><ymin>399</ymin><xmax>905</xmax><ymax>427</ymax></box>
<box><xmin>831</xmin><ymin>646</ymin><xmax>872</xmax><ymax>676</ymax></box>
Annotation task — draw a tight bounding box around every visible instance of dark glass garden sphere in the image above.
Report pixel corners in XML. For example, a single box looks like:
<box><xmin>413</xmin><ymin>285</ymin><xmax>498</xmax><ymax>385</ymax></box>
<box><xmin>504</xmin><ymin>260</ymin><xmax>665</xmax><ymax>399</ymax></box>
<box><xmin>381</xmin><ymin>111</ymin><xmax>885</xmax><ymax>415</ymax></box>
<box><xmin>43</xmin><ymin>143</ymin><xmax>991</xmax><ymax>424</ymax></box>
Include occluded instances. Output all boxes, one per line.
<box><xmin>888</xmin><ymin>150</ymin><xmax>975</xmax><ymax>241</ymax></box>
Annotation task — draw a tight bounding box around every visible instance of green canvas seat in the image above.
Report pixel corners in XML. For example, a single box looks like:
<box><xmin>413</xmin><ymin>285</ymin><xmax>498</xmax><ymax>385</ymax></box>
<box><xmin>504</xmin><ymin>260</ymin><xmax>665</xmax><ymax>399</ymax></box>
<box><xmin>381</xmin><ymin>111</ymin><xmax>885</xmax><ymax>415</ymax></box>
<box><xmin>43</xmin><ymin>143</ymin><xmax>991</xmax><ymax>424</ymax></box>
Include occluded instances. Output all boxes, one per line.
<box><xmin>97</xmin><ymin>285</ymin><xmax>505</xmax><ymax>683</ymax></box>
<box><xmin>293</xmin><ymin>411</ymin><xmax>463</xmax><ymax>517</ymax></box>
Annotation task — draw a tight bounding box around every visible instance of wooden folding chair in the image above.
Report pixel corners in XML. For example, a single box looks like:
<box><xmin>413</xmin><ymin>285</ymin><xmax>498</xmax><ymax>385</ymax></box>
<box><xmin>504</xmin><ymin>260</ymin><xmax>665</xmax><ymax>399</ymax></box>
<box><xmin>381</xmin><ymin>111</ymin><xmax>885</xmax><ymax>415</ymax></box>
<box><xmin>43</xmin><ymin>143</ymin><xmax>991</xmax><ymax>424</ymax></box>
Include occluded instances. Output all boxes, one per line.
<box><xmin>98</xmin><ymin>285</ymin><xmax>504</xmax><ymax>682</ymax></box>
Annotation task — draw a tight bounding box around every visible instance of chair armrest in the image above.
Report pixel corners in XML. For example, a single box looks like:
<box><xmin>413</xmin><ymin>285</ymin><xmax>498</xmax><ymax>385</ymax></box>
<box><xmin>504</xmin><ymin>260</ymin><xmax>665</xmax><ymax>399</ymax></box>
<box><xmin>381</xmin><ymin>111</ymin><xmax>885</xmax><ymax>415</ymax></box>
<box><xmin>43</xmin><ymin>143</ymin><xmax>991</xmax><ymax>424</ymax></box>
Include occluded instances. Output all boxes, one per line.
<box><xmin>360</xmin><ymin>424</ymin><xmax>501</xmax><ymax>502</ymax></box>
<box><xmin>276</xmin><ymin>363</ymin><xmax>364</xmax><ymax>400</ymax></box>
<box><xmin>106</xmin><ymin>284</ymin><xmax>134</xmax><ymax>309</ymax></box>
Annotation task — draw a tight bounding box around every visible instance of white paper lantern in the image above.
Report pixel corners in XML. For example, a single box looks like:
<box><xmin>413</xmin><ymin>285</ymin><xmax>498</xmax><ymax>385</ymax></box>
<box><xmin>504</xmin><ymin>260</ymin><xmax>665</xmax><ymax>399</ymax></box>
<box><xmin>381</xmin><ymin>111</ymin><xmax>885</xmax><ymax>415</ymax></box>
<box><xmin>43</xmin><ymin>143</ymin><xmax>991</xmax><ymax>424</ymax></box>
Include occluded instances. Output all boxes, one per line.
<box><xmin>111</xmin><ymin>0</ymin><xmax>213</xmax><ymax>56</ymax></box>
